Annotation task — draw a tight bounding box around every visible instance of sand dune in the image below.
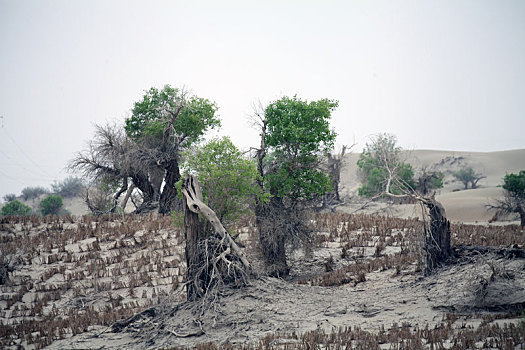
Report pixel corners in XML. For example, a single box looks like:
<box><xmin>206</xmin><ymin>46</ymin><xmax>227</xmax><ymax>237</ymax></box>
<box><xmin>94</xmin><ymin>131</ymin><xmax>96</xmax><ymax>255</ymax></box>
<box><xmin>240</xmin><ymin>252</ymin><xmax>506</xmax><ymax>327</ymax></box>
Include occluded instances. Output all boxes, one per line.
<box><xmin>338</xmin><ymin>149</ymin><xmax>525</xmax><ymax>224</ymax></box>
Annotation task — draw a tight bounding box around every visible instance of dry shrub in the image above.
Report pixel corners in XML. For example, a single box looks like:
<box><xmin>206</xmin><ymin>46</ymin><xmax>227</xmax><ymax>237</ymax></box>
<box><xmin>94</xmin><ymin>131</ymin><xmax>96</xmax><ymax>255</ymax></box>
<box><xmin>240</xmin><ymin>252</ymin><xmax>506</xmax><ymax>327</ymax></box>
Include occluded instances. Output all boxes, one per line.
<box><xmin>0</xmin><ymin>214</ymin><xmax>185</xmax><ymax>349</ymax></box>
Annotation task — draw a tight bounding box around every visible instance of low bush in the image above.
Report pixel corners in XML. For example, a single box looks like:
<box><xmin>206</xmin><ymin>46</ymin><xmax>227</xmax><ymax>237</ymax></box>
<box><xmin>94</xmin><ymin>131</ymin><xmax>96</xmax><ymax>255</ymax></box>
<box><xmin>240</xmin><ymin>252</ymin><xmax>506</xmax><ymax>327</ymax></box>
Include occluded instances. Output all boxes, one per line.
<box><xmin>1</xmin><ymin>200</ymin><xmax>32</xmax><ymax>216</ymax></box>
<box><xmin>40</xmin><ymin>195</ymin><xmax>63</xmax><ymax>216</ymax></box>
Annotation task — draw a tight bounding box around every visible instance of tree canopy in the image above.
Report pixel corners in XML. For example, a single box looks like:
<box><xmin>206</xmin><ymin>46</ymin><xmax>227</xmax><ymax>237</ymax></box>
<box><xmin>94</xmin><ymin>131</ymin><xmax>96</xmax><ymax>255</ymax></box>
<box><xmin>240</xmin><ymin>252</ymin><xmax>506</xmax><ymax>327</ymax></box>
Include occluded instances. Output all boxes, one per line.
<box><xmin>125</xmin><ymin>85</ymin><xmax>220</xmax><ymax>147</ymax></box>
<box><xmin>263</xmin><ymin>95</ymin><xmax>337</xmax><ymax>200</ymax></box>
<box><xmin>453</xmin><ymin>167</ymin><xmax>485</xmax><ymax>190</ymax></box>
<box><xmin>497</xmin><ymin>170</ymin><xmax>525</xmax><ymax>227</ymax></box>
<box><xmin>503</xmin><ymin>170</ymin><xmax>525</xmax><ymax>198</ymax></box>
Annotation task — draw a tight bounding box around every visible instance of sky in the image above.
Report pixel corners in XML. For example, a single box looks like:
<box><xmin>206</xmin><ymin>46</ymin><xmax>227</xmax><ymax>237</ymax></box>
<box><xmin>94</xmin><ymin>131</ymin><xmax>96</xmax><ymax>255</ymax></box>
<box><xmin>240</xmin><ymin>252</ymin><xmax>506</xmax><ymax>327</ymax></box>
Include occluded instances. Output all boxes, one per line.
<box><xmin>1</xmin><ymin>0</ymin><xmax>524</xmax><ymax>200</ymax></box>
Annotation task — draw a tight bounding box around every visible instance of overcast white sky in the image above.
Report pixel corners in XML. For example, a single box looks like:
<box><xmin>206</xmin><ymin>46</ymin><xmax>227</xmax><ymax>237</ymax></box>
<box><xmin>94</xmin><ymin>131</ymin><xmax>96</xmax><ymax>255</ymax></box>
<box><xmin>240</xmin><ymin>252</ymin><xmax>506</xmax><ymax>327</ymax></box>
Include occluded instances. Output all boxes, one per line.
<box><xmin>1</xmin><ymin>0</ymin><xmax>524</xmax><ymax>200</ymax></box>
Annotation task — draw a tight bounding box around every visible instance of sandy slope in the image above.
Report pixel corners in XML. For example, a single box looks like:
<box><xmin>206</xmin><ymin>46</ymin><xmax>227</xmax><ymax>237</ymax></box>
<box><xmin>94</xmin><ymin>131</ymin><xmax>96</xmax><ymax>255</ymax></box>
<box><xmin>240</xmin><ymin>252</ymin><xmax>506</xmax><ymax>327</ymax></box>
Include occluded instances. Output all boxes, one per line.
<box><xmin>338</xmin><ymin>149</ymin><xmax>525</xmax><ymax>223</ymax></box>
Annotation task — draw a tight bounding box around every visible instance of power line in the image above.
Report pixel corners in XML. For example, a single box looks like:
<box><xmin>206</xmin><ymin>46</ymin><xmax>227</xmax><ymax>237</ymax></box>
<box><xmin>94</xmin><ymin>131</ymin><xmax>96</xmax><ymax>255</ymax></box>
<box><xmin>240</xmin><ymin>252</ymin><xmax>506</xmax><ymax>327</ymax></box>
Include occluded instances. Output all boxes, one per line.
<box><xmin>0</xmin><ymin>118</ymin><xmax>55</xmax><ymax>178</ymax></box>
<box><xmin>0</xmin><ymin>148</ymin><xmax>57</xmax><ymax>180</ymax></box>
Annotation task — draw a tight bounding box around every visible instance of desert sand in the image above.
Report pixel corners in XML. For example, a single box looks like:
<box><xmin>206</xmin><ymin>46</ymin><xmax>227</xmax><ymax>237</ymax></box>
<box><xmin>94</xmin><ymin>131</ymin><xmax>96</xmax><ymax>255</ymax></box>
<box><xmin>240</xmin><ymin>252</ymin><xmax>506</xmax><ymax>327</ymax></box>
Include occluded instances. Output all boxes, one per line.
<box><xmin>337</xmin><ymin>149</ymin><xmax>525</xmax><ymax>224</ymax></box>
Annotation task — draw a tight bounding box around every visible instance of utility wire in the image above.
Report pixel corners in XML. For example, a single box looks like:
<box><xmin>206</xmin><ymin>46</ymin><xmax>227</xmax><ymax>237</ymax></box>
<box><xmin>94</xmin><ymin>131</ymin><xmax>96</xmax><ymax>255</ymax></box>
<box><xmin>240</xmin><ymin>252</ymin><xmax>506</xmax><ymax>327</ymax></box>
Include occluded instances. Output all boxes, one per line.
<box><xmin>0</xmin><ymin>123</ymin><xmax>55</xmax><ymax>178</ymax></box>
<box><xmin>0</xmin><ymin>148</ymin><xmax>57</xmax><ymax>180</ymax></box>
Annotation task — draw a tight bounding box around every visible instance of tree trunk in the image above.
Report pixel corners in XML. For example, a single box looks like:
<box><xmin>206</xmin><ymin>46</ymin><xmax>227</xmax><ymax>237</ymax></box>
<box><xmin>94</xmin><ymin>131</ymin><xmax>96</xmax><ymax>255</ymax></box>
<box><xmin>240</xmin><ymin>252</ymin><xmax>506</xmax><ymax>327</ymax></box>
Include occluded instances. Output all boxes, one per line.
<box><xmin>120</xmin><ymin>183</ymin><xmax>135</xmax><ymax>210</ymax></box>
<box><xmin>132</xmin><ymin>174</ymin><xmax>155</xmax><ymax>203</ymax></box>
<box><xmin>159</xmin><ymin>159</ymin><xmax>181</xmax><ymax>214</ymax></box>
<box><xmin>255</xmin><ymin>199</ymin><xmax>290</xmax><ymax>277</ymax></box>
<box><xmin>520</xmin><ymin>209</ymin><xmax>525</xmax><ymax>229</ymax></box>
<box><xmin>424</xmin><ymin>199</ymin><xmax>452</xmax><ymax>275</ymax></box>
<box><xmin>181</xmin><ymin>175</ymin><xmax>251</xmax><ymax>300</ymax></box>
<box><xmin>183</xmin><ymin>185</ymin><xmax>201</xmax><ymax>301</ymax></box>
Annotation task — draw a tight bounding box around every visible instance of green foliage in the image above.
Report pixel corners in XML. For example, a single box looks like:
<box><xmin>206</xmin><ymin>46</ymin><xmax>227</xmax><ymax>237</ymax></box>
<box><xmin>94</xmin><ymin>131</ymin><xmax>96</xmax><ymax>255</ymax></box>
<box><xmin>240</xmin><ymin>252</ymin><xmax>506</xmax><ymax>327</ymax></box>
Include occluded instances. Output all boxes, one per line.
<box><xmin>40</xmin><ymin>195</ymin><xmax>63</xmax><ymax>216</ymax></box>
<box><xmin>264</xmin><ymin>95</ymin><xmax>338</xmax><ymax>200</ymax></box>
<box><xmin>3</xmin><ymin>194</ymin><xmax>16</xmax><ymax>203</ymax></box>
<box><xmin>453</xmin><ymin>166</ymin><xmax>484</xmax><ymax>189</ymax></box>
<box><xmin>357</xmin><ymin>133</ymin><xmax>415</xmax><ymax>197</ymax></box>
<box><xmin>428</xmin><ymin>171</ymin><xmax>444</xmax><ymax>190</ymax></box>
<box><xmin>52</xmin><ymin>177</ymin><xmax>84</xmax><ymax>198</ymax></box>
<box><xmin>124</xmin><ymin>85</ymin><xmax>220</xmax><ymax>147</ymax></box>
<box><xmin>21</xmin><ymin>186</ymin><xmax>48</xmax><ymax>201</ymax></box>
<box><xmin>1</xmin><ymin>200</ymin><xmax>32</xmax><ymax>216</ymax></box>
<box><xmin>180</xmin><ymin>137</ymin><xmax>266</xmax><ymax>227</ymax></box>
<box><xmin>502</xmin><ymin>170</ymin><xmax>525</xmax><ymax>199</ymax></box>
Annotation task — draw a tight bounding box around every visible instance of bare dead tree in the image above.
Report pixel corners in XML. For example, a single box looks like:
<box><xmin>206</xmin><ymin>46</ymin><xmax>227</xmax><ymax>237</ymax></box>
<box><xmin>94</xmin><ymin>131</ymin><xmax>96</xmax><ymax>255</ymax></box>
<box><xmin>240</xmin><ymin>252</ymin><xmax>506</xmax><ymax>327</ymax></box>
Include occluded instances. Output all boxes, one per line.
<box><xmin>181</xmin><ymin>175</ymin><xmax>251</xmax><ymax>301</ymax></box>
<box><xmin>326</xmin><ymin>145</ymin><xmax>350</xmax><ymax>203</ymax></box>
<box><xmin>372</xmin><ymin>142</ymin><xmax>452</xmax><ymax>275</ymax></box>
<box><xmin>487</xmin><ymin>191</ymin><xmax>525</xmax><ymax>228</ymax></box>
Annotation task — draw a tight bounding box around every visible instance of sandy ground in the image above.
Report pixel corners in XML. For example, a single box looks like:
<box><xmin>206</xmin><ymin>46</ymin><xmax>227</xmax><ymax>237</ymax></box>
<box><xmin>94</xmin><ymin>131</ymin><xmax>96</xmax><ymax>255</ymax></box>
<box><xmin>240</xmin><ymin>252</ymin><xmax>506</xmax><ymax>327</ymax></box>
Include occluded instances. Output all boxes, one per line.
<box><xmin>47</xmin><ymin>245</ymin><xmax>525</xmax><ymax>349</ymax></box>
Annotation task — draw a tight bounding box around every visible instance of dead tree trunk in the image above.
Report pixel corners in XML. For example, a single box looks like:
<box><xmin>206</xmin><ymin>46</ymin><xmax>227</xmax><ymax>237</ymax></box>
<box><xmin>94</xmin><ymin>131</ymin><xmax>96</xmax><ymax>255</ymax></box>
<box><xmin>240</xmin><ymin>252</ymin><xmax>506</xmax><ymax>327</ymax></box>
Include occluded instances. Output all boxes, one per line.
<box><xmin>183</xmin><ymin>181</ymin><xmax>202</xmax><ymax>301</ymax></box>
<box><xmin>423</xmin><ymin>199</ymin><xmax>452</xmax><ymax>275</ymax></box>
<box><xmin>181</xmin><ymin>175</ymin><xmax>251</xmax><ymax>300</ymax></box>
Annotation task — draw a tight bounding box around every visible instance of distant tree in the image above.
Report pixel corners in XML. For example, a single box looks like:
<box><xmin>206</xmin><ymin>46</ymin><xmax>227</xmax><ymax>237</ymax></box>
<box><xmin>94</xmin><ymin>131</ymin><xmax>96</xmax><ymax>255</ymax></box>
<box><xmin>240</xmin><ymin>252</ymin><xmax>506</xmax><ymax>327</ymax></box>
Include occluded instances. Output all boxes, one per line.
<box><xmin>254</xmin><ymin>95</ymin><xmax>337</xmax><ymax>276</ymax></box>
<box><xmin>40</xmin><ymin>195</ymin><xmax>63</xmax><ymax>216</ymax></box>
<box><xmin>181</xmin><ymin>136</ymin><xmax>264</xmax><ymax>230</ymax></box>
<box><xmin>453</xmin><ymin>167</ymin><xmax>485</xmax><ymax>190</ymax></box>
<box><xmin>21</xmin><ymin>186</ymin><xmax>48</xmax><ymax>201</ymax></box>
<box><xmin>416</xmin><ymin>169</ymin><xmax>444</xmax><ymax>195</ymax></box>
<box><xmin>52</xmin><ymin>177</ymin><xmax>85</xmax><ymax>198</ymax></box>
<box><xmin>2</xmin><ymin>194</ymin><xmax>16</xmax><ymax>203</ymax></box>
<box><xmin>488</xmin><ymin>170</ymin><xmax>525</xmax><ymax>227</ymax></box>
<box><xmin>357</xmin><ymin>133</ymin><xmax>415</xmax><ymax>197</ymax></box>
<box><xmin>70</xmin><ymin>85</ymin><xmax>220</xmax><ymax>214</ymax></box>
<box><xmin>1</xmin><ymin>200</ymin><xmax>32</xmax><ymax>216</ymax></box>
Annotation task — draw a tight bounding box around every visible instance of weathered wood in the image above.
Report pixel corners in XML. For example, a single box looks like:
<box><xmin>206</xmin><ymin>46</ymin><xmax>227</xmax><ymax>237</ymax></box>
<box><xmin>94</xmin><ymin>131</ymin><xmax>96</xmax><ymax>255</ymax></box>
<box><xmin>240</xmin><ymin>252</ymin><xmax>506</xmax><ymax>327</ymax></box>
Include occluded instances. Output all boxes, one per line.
<box><xmin>183</xmin><ymin>179</ymin><xmax>203</xmax><ymax>300</ymax></box>
<box><xmin>181</xmin><ymin>175</ymin><xmax>251</xmax><ymax>272</ymax></box>
<box><xmin>424</xmin><ymin>199</ymin><xmax>452</xmax><ymax>275</ymax></box>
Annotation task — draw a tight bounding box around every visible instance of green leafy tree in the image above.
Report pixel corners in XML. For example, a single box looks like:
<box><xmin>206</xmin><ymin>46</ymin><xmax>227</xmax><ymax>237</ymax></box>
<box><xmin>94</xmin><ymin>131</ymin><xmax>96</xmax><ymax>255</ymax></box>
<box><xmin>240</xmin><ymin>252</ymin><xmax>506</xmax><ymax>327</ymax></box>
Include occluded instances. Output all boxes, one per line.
<box><xmin>490</xmin><ymin>170</ymin><xmax>525</xmax><ymax>227</ymax></box>
<box><xmin>255</xmin><ymin>95</ymin><xmax>338</xmax><ymax>276</ymax></box>
<box><xmin>40</xmin><ymin>195</ymin><xmax>63</xmax><ymax>216</ymax></box>
<box><xmin>453</xmin><ymin>167</ymin><xmax>485</xmax><ymax>190</ymax></box>
<box><xmin>357</xmin><ymin>133</ymin><xmax>415</xmax><ymax>197</ymax></box>
<box><xmin>71</xmin><ymin>84</ymin><xmax>220</xmax><ymax>214</ymax></box>
<box><xmin>1</xmin><ymin>200</ymin><xmax>32</xmax><ymax>216</ymax></box>
<box><xmin>181</xmin><ymin>137</ymin><xmax>265</xmax><ymax>230</ymax></box>
<box><xmin>263</xmin><ymin>96</ymin><xmax>337</xmax><ymax>200</ymax></box>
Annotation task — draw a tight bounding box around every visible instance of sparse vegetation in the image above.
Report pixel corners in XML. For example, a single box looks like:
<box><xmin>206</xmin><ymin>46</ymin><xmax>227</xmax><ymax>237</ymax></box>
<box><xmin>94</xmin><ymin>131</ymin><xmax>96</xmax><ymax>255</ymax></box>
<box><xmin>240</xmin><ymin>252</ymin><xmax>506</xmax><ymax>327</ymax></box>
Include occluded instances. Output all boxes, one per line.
<box><xmin>1</xmin><ymin>200</ymin><xmax>32</xmax><ymax>216</ymax></box>
<box><xmin>0</xmin><ymin>212</ymin><xmax>523</xmax><ymax>349</ymax></box>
